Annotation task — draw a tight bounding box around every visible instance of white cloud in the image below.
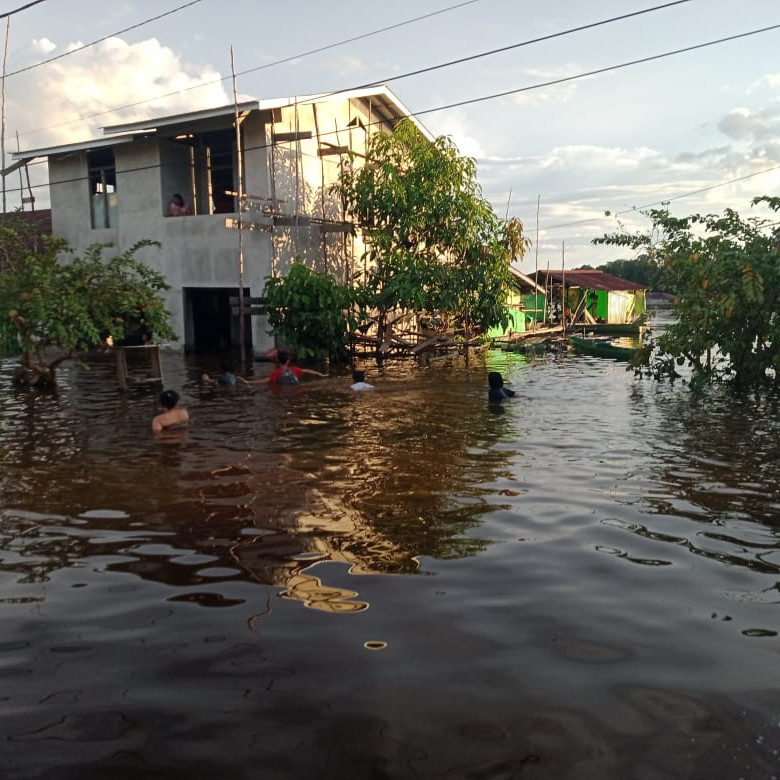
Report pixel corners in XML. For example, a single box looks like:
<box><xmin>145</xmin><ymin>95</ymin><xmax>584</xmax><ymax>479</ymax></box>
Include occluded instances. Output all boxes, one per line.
<box><xmin>11</xmin><ymin>37</ymin><xmax>231</xmax><ymax>148</ymax></box>
<box><xmin>509</xmin><ymin>63</ymin><xmax>585</xmax><ymax>107</ymax></box>
<box><xmin>428</xmin><ymin>111</ymin><xmax>485</xmax><ymax>159</ymax></box>
<box><xmin>31</xmin><ymin>38</ymin><xmax>56</xmax><ymax>55</ymax></box>
<box><xmin>333</xmin><ymin>55</ymin><xmax>364</xmax><ymax>75</ymax></box>
<box><xmin>533</xmin><ymin>144</ymin><xmax>661</xmax><ymax>172</ymax></box>
<box><xmin>718</xmin><ymin>106</ymin><xmax>780</xmax><ymax>141</ymax></box>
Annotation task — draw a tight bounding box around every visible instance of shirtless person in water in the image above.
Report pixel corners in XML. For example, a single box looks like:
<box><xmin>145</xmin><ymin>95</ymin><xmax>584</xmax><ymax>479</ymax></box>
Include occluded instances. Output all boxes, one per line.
<box><xmin>151</xmin><ymin>389</ymin><xmax>189</xmax><ymax>434</ymax></box>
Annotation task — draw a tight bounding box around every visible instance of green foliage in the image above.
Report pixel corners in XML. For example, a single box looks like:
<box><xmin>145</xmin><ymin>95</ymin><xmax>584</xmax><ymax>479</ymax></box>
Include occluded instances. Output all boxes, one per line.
<box><xmin>595</xmin><ymin>255</ymin><xmax>666</xmax><ymax>291</ymax></box>
<box><xmin>595</xmin><ymin>198</ymin><xmax>780</xmax><ymax>388</ymax></box>
<box><xmin>338</xmin><ymin>119</ymin><xmax>528</xmax><ymax>343</ymax></box>
<box><xmin>263</xmin><ymin>262</ymin><xmax>359</xmax><ymax>362</ymax></box>
<box><xmin>0</xmin><ymin>217</ymin><xmax>175</xmax><ymax>384</ymax></box>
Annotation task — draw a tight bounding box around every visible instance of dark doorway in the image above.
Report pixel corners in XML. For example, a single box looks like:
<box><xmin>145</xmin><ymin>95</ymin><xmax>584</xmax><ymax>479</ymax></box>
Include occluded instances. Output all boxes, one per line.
<box><xmin>184</xmin><ymin>287</ymin><xmax>253</xmax><ymax>354</ymax></box>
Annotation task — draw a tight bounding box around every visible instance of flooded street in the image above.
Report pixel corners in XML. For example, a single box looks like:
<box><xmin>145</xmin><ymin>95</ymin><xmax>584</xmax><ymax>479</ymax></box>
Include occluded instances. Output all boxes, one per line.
<box><xmin>1</xmin><ymin>336</ymin><xmax>780</xmax><ymax>779</ymax></box>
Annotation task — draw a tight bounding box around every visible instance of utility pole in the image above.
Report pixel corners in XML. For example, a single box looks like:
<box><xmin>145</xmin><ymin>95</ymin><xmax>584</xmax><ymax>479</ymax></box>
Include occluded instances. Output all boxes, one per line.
<box><xmin>1</xmin><ymin>18</ymin><xmax>10</xmax><ymax>213</ymax></box>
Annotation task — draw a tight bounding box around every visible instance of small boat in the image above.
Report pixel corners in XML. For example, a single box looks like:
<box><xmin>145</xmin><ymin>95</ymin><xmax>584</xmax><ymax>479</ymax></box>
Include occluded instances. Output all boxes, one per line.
<box><xmin>571</xmin><ymin>314</ymin><xmax>649</xmax><ymax>336</ymax></box>
<box><xmin>567</xmin><ymin>335</ymin><xmax>637</xmax><ymax>361</ymax></box>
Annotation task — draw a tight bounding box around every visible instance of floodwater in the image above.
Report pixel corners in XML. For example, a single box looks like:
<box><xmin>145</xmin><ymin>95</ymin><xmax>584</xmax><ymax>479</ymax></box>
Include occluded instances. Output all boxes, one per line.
<box><xmin>1</xmin><ymin>324</ymin><xmax>780</xmax><ymax>779</ymax></box>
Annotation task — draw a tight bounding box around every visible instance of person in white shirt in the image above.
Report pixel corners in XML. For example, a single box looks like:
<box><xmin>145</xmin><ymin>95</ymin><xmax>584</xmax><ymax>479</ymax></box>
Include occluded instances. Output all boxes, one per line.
<box><xmin>350</xmin><ymin>370</ymin><xmax>374</xmax><ymax>391</ymax></box>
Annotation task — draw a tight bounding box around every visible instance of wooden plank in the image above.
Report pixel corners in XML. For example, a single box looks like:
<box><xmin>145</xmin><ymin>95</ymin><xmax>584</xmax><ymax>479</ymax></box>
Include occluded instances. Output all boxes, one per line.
<box><xmin>231</xmin><ymin>306</ymin><xmax>266</xmax><ymax>316</ymax></box>
<box><xmin>317</xmin><ymin>146</ymin><xmax>349</xmax><ymax>156</ymax></box>
<box><xmin>273</xmin><ymin>131</ymin><xmax>313</xmax><ymax>142</ymax></box>
<box><xmin>224</xmin><ymin>217</ymin><xmax>272</xmax><ymax>232</ymax></box>
<box><xmin>319</xmin><ymin>221</ymin><xmax>353</xmax><ymax>233</ymax></box>
<box><xmin>274</xmin><ymin>215</ymin><xmax>311</xmax><ymax>226</ymax></box>
<box><xmin>411</xmin><ymin>334</ymin><xmax>442</xmax><ymax>354</ymax></box>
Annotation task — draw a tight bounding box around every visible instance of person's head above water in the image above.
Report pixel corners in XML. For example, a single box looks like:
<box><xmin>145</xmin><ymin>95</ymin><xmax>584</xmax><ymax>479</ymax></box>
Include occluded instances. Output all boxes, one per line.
<box><xmin>276</xmin><ymin>350</ymin><xmax>290</xmax><ymax>365</ymax></box>
<box><xmin>488</xmin><ymin>372</ymin><xmax>504</xmax><ymax>389</ymax></box>
<box><xmin>352</xmin><ymin>370</ymin><xmax>365</xmax><ymax>383</ymax></box>
<box><xmin>160</xmin><ymin>389</ymin><xmax>180</xmax><ymax>409</ymax></box>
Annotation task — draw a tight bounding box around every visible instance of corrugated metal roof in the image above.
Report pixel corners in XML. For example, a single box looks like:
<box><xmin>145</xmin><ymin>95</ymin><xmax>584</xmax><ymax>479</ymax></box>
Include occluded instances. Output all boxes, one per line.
<box><xmin>535</xmin><ymin>269</ymin><xmax>647</xmax><ymax>291</ymax></box>
<box><xmin>509</xmin><ymin>265</ymin><xmax>546</xmax><ymax>293</ymax></box>
<box><xmin>12</xmin><ymin>85</ymin><xmax>432</xmax><ymax>162</ymax></box>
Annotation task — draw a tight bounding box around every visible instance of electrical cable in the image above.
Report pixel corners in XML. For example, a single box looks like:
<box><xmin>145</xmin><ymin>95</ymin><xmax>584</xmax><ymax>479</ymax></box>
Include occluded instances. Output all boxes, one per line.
<box><xmin>0</xmin><ymin>0</ymin><xmax>49</xmax><ymax>21</ymax></box>
<box><xmin>9</xmin><ymin>0</ymin><xmax>687</xmax><ymax>140</ymax></box>
<box><xmin>6</xmin><ymin>17</ymin><xmax>780</xmax><ymax>231</ymax></box>
<box><xmin>6</xmin><ymin>0</ymin><xmax>205</xmax><ymax>78</ymax></box>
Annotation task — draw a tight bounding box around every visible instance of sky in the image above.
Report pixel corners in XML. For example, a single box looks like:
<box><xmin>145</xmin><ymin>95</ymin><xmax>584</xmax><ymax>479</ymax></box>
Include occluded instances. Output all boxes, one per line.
<box><xmin>2</xmin><ymin>0</ymin><xmax>780</xmax><ymax>268</ymax></box>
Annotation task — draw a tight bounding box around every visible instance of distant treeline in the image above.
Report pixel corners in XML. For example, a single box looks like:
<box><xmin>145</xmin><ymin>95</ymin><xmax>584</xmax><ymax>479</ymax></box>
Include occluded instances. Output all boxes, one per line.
<box><xmin>578</xmin><ymin>256</ymin><xmax>668</xmax><ymax>292</ymax></box>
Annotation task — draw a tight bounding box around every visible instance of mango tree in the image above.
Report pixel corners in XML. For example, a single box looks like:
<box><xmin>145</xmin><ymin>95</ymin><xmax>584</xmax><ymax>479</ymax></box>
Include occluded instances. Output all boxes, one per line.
<box><xmin>338</xmin><ymin>118</ymin><xmax>528</xmax><ymax>356</ymax></box>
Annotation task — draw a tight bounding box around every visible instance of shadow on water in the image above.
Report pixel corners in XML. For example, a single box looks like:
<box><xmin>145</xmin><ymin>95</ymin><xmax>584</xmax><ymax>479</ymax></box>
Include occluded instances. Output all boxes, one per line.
<box><xmin>2</xmin><ymin>346</ymin><xmax>780</xmax><ymax>779</ymax></box>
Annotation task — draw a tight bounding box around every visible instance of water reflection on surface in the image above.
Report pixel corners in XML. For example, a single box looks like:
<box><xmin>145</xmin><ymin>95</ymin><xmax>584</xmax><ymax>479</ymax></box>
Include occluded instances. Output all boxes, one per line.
<box><xmin>1</xmin><ymin>344</ymin><xmax>779</xmax><ymax>779</ymax></box>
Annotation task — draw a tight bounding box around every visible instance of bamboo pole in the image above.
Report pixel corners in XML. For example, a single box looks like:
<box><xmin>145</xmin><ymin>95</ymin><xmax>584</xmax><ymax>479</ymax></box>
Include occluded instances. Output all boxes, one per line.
<box><xmin>1</xmin><ymin>19</ymin><xmax>10</xmax><ymax>214</ymax></box>
<box><xmin>230</xmin><ymin>46</ymin><xmax>246</xmax><ymax>366</ymax></box>
<box><xmin>533</xmin><ymin>195</ymin><xmax>540</xmax><ymax>331</ymax></box>
<box><xmin>312</xmin><ymin>103</ymin><xmax>327</xmax><ymax>269</ymax></box>
<box><xmin>561</xmin><ymin>241</ymin><xmax>566</xmax><ymax>336</ymax></box>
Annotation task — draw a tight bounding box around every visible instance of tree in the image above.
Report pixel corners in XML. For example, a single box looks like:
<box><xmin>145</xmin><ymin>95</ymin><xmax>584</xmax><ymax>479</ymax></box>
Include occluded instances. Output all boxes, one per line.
<box><xmin>263</xmin><ymin>261</ymin><xmax>360</xmax><ymax>362</ymax></box>
<box><xmin>0</xmin><ymin>219</ymin><xmax>175</xmax><ymax>386</ymax></box>
<box><xmin>338</xmin><ymin>119</ymin><xmax>528</xmax><ymax>353</ymax></box>
<box><xmin>597</xmin><ymin>256</ymin><xmax>666</xmax><ymax>291</ymax></box>
<box><xmin>594</xmin><ymin>197</ymin><xmax>780</xmax><ymax>388</ymax></box>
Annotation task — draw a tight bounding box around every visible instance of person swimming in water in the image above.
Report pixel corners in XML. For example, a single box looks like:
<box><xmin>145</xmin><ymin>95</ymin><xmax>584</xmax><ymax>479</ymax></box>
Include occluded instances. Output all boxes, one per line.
<box><xmin>350</xmin><ymin>370</ymin><xmax>374</xmax><ymax>391</ymax></box>
<box><xmin>151</xmin><ymin>389</ymin><xmax>190</xmax><ymax>433</ymax></box>
<box><xmin>488</xmin><ymin>372</ymin><xmax>516</xmax><ymax>402</ymax></box>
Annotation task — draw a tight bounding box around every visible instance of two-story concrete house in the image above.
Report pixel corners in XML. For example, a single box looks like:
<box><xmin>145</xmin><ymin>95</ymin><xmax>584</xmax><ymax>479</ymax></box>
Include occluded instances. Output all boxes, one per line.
<box><xmin>12</xmin><ymin>85</ymin><xmax>427</xmax><ymax>355</ymax></box>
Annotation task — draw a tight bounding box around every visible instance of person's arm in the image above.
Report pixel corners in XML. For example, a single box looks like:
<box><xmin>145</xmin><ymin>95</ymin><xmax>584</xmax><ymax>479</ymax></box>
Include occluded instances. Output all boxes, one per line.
<box><xmin>151</xmin><ymin>415</ymin><xmax>164</xmax><ymax>433</ymax></box>
<box><xmin>242</xmin><ymin>376</ymin><xmax>271</xmax><ymax>385</ymax></box>
<box><xmin>300</xmin><ymin>368</ymin><xmax>328</xmax><ymax>377</ymax></box>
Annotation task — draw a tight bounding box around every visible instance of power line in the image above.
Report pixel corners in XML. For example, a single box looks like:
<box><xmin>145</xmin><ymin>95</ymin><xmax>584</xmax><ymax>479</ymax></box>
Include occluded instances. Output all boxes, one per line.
<box><xmin>9</xmin><ymin>0</ymin><xmax>488</xmax><ymax>139</ymax></box>
<box><xmin>407</xmin><ymin>21</ymin><xmax>780</xmax><ymax>120</ymax></box>
<box><xmin>306</xmin><ymin>0</ymin><xmax>695</xmax><ymax>101</ymax></box>
<box><xmin>0</xmin><ymin>0</ymin><xmax>48</xmax><ymax>21</ymax></box>
<box><xmin>6</xmin><ymin>0</ymin><xmax>204</xmax><ymax>78</ymax></box>
<box><xmin>538</xmin><ymin>164</ymin><xmax>780</xmax><ymax>232</ymax></box>
<box><xmin>7</xmin><ymin>19</ymin><xmax>780</xmax><ymax>221</ymax></box>
<box><xmin>231</xmin><ymin>0</ymin><xmax>486</xmax><ymax>78</ymax></box>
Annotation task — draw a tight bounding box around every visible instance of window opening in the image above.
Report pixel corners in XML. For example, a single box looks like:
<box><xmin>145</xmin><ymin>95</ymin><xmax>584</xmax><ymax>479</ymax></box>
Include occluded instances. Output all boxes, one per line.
<box><xmin>88</xmin><ymin>148</ymin><xmax>117</xmax><ymax>229</ymax></box>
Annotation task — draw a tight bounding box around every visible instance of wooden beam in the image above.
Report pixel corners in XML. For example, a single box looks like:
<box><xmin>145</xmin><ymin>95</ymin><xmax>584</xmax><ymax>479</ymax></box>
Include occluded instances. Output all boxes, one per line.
<box><xmin>224</xmin><ymin>217</ymin><xmax>272</xmax><ymax>232</ymax></box>
<box><xmin>317</xmin><ymin>146</ymin><xmax>349</xmax><ymax>156</ymax></box>
<box><xmin>274</xmin><ymin>215</ymin><xmax>310</xmax><ymax>226</ymax></box>
<box><xmin>273</xmin><ymin>131</ymin><xmax>312</xmax><ymax>143</ymax></box>
<box><xmin>231</xmin><ymin>306</ymin><xmax>266</xmax><ymax>316</ymax></box>
<box><xmin>319</xmin><ymin>221</ymin><xmax>353</xmax><ymax>233</ymax></box>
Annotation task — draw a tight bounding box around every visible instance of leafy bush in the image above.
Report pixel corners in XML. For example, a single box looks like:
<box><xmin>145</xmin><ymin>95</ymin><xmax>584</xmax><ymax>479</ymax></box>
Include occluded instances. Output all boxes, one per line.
<box><xmin>263</xmin><ymin>262</ymin><xmax>359</xmax><ymax>362</ymax></box>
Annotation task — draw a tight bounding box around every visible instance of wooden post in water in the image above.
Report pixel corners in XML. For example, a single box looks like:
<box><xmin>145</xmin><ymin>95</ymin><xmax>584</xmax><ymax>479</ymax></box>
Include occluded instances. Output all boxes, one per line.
<box><xmin>230</xmin><ymin>46</ymin><xmax>246</xmax><ymax>369</ymax></box>
<box><xmin>561</xmin><ymin>241</ymin><xmax>566</xmax><ymax>336</ymax></box>
<box><xmin>1</xmin><ymin>19</ymin><xmax>10</xmax><ymax>214</ymax></box>
<box><xmin>533</xmin><ymin>195</ymin><xmax>540</xmax><ymax>331</ymax></box>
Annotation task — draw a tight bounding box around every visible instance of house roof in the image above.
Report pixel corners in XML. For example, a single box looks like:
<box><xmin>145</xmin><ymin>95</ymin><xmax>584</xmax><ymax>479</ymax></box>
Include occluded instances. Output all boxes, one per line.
<box><xmin>535</xmin><ymin>269</ymin><xmax>647</xmax><ymax>291</ymax></box>
<box><xmin>11</xmin><ymin>84</ymin><xmax>431</xmax><ymax>162</ymax></box>
<box><xmin>509</xmin><ymin>265</ymin><xmax>546</xmax><ymax>294</ymax></box>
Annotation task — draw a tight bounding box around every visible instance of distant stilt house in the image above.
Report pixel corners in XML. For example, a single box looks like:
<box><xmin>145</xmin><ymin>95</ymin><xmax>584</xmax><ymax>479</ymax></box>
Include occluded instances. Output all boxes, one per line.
<box><xmin>488</xmin><ymin>266</ymin><xmax>548</xmax><ymax>339</ymax></box>
<box><xmin>534</xmin><ymin>269</ymin><xmax>647</xmax><ymax>326</ymax></box>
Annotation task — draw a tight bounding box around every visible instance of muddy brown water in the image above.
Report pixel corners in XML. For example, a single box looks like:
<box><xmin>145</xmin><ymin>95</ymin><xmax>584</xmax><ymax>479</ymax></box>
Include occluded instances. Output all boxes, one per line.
<box><xmin>1</xmin><ymin>333</ymin><xmax>780</xmax><ymax>779</ymax></box>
